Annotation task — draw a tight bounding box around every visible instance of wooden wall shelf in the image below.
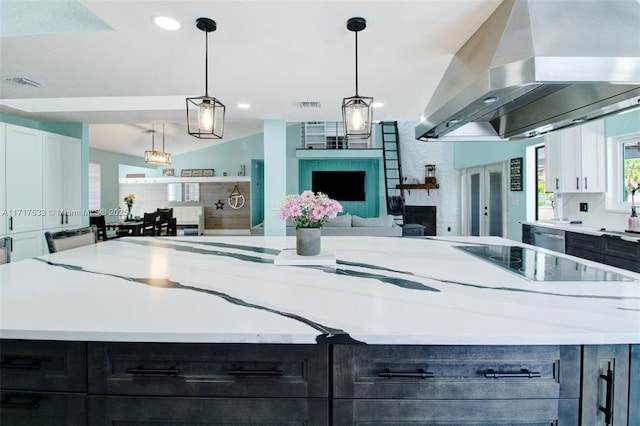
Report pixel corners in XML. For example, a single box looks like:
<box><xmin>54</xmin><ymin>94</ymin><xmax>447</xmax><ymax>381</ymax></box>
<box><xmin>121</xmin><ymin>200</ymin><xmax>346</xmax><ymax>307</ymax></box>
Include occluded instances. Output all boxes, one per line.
<box><xmin>396</xmin><ymin>183</ymin><xmax>440</xmax><ymax>190</ymax></box>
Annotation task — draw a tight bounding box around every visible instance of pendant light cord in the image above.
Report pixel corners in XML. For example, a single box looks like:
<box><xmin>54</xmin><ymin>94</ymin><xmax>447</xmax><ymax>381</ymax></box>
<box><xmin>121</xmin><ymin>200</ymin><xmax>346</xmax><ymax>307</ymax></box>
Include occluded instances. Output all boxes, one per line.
<box><xmin>204</xmin><ymin>30</ymin><xmax>209</xmax><ymax>96</ymax></box>
<box><xmin>162</xmin><ymin>123</ymin><xmax>165</xmax><ymax>152</ymax></box>
<box><xmin>151</xmin><ymin>123</ymin><xmax>155</xmax><ymax>150</ymax></box>
<box><xmin>354</xmin><ymin>30</ymin><xmax>359</xmax><ymax>96</ymax></box>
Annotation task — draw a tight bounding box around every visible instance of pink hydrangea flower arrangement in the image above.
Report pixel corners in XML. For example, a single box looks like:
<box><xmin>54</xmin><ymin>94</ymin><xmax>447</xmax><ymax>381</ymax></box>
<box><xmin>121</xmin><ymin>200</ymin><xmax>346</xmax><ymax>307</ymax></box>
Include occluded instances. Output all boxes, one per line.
<box><xmin>280</xmin><ymin>190</ymin><xmax>343</xmax><ymax>229</ymax></box>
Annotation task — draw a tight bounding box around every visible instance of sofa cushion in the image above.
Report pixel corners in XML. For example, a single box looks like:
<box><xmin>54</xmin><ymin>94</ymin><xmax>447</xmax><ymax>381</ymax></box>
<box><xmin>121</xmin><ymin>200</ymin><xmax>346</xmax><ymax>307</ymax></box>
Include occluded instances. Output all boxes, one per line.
<box><xmin>324</xmin><ymin>214</ymin><xmax>352</xmax><ymax>227</ymax></box>
<box><xmin>352</xmin><ymin>215</ymin><xmax>395</xmax><ymax>227</ymax></box>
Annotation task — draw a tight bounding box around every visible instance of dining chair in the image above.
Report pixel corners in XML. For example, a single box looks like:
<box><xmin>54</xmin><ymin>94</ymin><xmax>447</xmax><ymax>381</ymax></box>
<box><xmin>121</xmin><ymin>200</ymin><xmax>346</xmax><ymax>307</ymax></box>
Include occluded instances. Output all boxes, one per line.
<box><xmin>89</xmin><ymin>214</ymin><xmax>108</xmax><ymax>241</ymax></box>
<box><xmin>156</xmin><ymin>208</ymin><xmax>173</xmax><ymax>236</ymax></box>
<box><xmin>44</xmin><ymin>225</ymin><xmax>98</xmax><ymax>254</ymax></box>
<box><xmin>142</xmin><ymin>212</ymin><xmax>160</xmax><ymax>236</ymax></box>
<box><xmin>0</xmin><ymin>236</ymin><xmax>12</xmax><ymax>264</ymax></box>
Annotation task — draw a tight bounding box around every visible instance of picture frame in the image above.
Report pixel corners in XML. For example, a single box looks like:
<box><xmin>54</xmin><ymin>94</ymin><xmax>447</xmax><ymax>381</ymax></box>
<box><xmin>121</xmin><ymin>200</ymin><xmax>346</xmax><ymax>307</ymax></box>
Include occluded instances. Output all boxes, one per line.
<box><xmin>181</xmin><ymin>169</ymin><xmax>193</xmax><ymax>177</ymax></box>
<box><xmin>162</xmin><ymin>168</ymin><xmax>175</xmax><ymax>177</ymax></box>
<box><xmin>202</xmin><ymin>169</ymin><xmax>214</xmax><ymax>177</ymax></box>
<box><xmin>192</xmin><ymin>169</ymin><xmax>203</xmax><ymax>177</ymax></box>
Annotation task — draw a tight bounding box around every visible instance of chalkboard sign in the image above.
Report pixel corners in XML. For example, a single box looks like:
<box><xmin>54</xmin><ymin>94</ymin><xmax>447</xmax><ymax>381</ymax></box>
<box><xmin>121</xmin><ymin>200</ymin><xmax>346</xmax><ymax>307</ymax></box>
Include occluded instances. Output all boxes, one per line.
<box><xmin>510</xmin><ymin>157</ymin><xmax>523</xmax><ymax>191</ymax></box>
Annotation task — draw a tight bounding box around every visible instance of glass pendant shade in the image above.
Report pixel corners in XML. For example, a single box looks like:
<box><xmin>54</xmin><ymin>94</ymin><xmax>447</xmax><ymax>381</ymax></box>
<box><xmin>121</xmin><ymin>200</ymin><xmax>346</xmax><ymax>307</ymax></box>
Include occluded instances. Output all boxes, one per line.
<box><xmin>186</xmin><ymin>95</ymin><xmax>225</xmax><ymax>138</ymax></box>
<box><xmin>144</xmin><ymin>150</ymin><xmax>172</xmax><ymax>165</ymax></box>
<box><xmin>144</xmin><ymin>123</ymin><xmax>172</xmax><ymax>165</ymax></box>
<box><xmin>342</xmin><ymin>17</ymin><xmax>373</xmax><ymax>140</ymax></box>
<box><xmin>186</xmin><ymin>17</ymin><xmax>225</xmax><ymax>139</ymax></box>
<box><xmin>342</xmin><ymin>95</ymin><xmax>373</xmax><ymax>139</ymax></box>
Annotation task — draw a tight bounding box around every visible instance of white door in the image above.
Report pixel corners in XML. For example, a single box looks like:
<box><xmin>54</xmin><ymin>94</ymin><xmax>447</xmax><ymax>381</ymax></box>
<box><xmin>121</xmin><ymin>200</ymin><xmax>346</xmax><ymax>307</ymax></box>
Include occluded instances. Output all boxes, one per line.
<box><xmin>5</xmin><ymin>124</ymin><xmax>43</xmax><ymax>234</ymax></box>
<box><xmin>464</xmin><ymin>163</ymin><xmax>506</xmax><ymax>237</ymax></box>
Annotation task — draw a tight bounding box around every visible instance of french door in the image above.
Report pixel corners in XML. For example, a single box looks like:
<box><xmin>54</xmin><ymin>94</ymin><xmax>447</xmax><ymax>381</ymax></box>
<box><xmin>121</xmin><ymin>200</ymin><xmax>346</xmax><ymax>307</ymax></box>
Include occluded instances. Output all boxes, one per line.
<box><xmin>464</xmin><ymin>163</ymin><xmax>507</xmax><ymax>237</ymax></box>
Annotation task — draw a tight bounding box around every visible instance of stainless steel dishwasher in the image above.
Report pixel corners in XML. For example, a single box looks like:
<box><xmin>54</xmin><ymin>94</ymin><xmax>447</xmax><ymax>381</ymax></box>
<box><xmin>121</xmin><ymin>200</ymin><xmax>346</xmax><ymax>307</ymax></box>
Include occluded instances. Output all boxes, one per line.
<box><xmin>530</xmin><ymin>226</ymin><xmax>566</xmax><ymax>253</ymax></box>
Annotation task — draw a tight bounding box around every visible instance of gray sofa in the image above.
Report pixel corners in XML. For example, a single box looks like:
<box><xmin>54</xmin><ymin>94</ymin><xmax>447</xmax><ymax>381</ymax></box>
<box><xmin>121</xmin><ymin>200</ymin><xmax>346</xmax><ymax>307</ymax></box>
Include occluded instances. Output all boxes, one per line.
<box><xmin>250</xmin><ymin>214</ymin><xmax>402</xmax><ymax>237</ymax></box>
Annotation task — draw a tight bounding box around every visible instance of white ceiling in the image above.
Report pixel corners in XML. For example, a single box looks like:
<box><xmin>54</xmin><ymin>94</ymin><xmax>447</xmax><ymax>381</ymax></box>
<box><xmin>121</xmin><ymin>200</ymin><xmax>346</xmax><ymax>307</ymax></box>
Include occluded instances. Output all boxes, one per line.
<box><xmin>0</xmin><ymin>0</ymin><xmax>502</xmax><ymax>157</ymax></box>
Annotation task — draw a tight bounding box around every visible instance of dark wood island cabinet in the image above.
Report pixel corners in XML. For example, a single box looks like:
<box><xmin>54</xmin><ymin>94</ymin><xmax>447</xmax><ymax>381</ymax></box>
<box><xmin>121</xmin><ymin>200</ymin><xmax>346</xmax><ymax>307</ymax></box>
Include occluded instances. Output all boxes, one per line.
<box><xmin>1</xmin><ymin>339</ymin><xmax>637</xmax><ymax>425</ymax></box>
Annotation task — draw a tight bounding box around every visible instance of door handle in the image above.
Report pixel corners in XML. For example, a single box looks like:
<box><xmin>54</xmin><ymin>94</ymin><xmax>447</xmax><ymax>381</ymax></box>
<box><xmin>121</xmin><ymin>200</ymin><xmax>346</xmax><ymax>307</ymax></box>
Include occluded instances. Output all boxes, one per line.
<box><xmin>378</xmin><ymin>368</ymin><xmax>434</xmax><ymax>379</ymax></box>
<box><xmin>599</xmin><ymin>362</ymin><xmax>614</xmax><ymax>425</ymax></box>
<box><xmin>555</xmin><ymin>178</ymin><xmax>559</xmax><ymax>190</ymax></box>
<box><xmin>125</xmin><ymin>366</ymin><xmax>181</xmax><ymax>376</ymax></box>
<box><xmin>576</xmin><ymin>177</ymin><xmax>580</xmax><ymax>190</ymax></box>
<box><xmin>584</xmin><ymin>177</ymin><xmax>588</xmax><ymax>190</ymax></box>
<box><xmin>484</xmin><ymin>368</ymin><xmax>541</xmax><ymax>379</ymax></box>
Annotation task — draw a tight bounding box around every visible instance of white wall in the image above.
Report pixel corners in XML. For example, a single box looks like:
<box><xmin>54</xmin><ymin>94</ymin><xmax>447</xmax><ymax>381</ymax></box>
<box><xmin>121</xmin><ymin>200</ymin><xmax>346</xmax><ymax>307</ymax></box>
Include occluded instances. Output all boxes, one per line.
<box><xmin>396</xmin><ymin>121</ymin><xmax>460</xmax><ymax>236</ymax></box>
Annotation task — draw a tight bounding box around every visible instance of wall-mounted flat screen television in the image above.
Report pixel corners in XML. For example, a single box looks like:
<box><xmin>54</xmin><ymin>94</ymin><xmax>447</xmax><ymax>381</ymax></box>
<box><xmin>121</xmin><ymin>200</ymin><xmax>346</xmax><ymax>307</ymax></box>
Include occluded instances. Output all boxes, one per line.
<box><xmin>312</xmin><ymin>171</ymin><xmax>366</xmax><ymax>201</ymax></box>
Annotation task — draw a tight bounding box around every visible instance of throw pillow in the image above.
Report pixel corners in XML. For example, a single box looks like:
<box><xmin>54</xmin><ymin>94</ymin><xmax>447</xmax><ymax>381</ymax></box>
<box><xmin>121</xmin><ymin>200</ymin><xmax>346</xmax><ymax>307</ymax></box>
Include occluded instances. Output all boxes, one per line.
<box><xmin>351</xmin><ymin>215</ymin><xmax>395</xmax><ymax>227</ymax></box>
<box><xmin>324</xmin><ymin>214</ymin><xmax>352</xmax><ymax>227</ymax></box>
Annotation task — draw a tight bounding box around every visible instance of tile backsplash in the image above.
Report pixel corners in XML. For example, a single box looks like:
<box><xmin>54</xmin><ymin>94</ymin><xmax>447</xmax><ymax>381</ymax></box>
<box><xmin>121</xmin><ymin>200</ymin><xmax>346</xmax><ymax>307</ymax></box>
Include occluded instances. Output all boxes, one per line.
<box><xmin>558</xmin><ymin>192</ymin><xmax>629</xmax><ymax>230</ymax></box>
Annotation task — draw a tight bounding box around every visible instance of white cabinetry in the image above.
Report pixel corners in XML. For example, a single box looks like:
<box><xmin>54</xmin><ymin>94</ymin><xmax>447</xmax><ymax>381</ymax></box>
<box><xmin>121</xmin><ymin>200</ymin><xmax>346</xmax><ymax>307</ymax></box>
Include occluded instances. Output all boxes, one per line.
<box><xmin>545</xmin><ymin>120</ymin><xmax>605</xmax><ymax>193</ymax></box>
<box><xmin>0</xmin><ymin>125</ymin><xmax>6</xmax><ymax>236</ymax></box>
<box><xmin>43</xmin><ymin>132</ymin><xmax>82</xmax><ymax>230</ymax></box>
<box><xmin>4</xmin><ymin>124</ymin><xmax>43</xmax><ymax>234</ymax></box>
<box><xmin>0</xmin><ymin>123</ymin><xmax>82</xmax><ymax>260</ymax></box>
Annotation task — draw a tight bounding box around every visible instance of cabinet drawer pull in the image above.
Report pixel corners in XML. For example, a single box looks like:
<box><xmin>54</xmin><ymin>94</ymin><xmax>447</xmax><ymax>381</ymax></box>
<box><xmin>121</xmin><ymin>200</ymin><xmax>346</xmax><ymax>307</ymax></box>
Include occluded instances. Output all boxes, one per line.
<box><xmin>484</xmin><ymin>368</ymin><xmax>541</xmax><ymax>379</ymax></box>
<box><xmin>0</xmin><ymin>398</ymin><xmax>40</xmax><ymax>410</ymax></box>
<box><xmin>228</xmin><ymin>367</ymin><xmax>283</xmax><ymax>377</ymax></box>
<box><xmin>378</xmin><ymin>368</ymin><xmax>434</xmax><ymax>379</ymax></box>
<box><xmin>125</xmin><ymin>365</ymin><xmax>181</xmax><ymax>376</ymax></box>
<box><xmin>599</xmin><ymin>363</ymin><xmax>614</xmax><ymax>425</ymax></box>
<box><xmin>1</xmin><ymin>359</ymin><xmax>41</xmax><ymax>371</ymax></box>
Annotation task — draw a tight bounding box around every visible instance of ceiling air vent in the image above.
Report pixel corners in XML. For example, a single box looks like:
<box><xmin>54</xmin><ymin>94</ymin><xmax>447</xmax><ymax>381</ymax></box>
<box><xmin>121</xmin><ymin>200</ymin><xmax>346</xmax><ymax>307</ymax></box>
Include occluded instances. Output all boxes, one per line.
<box><xmin>298</xmin><ymin>101</ymin><xmax>321</xmax><ymax>109</ymax></box>
<box><xmin>2</xmin><ymin>76</ymin><xmax>42</xmax><ymax>88</ymax></box>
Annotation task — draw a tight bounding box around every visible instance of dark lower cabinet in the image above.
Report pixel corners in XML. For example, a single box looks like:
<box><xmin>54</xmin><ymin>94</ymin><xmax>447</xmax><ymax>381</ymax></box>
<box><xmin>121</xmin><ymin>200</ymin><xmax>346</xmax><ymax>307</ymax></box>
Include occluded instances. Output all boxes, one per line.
<box><xmin>88</xmin><ymin>342</ymin><xmax>328</xmax><ymax>398</ymax></box>
<box><xmin>0</xmin><ymin>390</ymin><xmax>87</xmax><ymax>426</ymax></box>
<box><xmin>88</xmin><ymin>396</ymin><xmax>328</xmax><ymax>425</ymax></box>
<box><xmin>581</xmin><ymin>345</ymin><xmax>631</xmax><ymax>426</ymax></box>
<box><xmin>2</xmin><ymin>339</ymin><xmax>637</xmax><ymax>425</ymax></box>
<box><xmin>333</xmin><ymin>398</ymin><xmax>579</xmax><ymax>425</ymax></box>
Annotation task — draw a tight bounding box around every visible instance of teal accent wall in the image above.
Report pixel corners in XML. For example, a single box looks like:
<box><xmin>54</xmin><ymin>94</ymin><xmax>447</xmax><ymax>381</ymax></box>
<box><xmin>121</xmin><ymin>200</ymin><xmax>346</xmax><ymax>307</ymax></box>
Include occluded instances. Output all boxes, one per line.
<box><xmin>251</xmin><ymin>160</ymin><xmax>264</xmax><ymax>226</ymax></box>
<box><xmin>264</xmin><ymin>120</ymin><xmax>287</xmax><ymax>235</ymax></box>
<box><xmin>89</xmin><ymin>148</ymin><xmax>152</xmax><ymax>223</ymax></box>
<box><xmin>298</xmin><ymin>159</ymin><xmax>380</xmax><ymax>218</ymax></box>
<box><xmin>453</xmin><ymin>136</ymin><xmax>544</xmax><ymax>241</ymax></box>
<box><xmin>166</xmin><ymin>132</ymin><xmax>264</xmax><ymax>178</ymax></box>
<box><xmin>605</xmin><ymin>109</ymin><xmax>640</xmax><ymax>137</ymax></box>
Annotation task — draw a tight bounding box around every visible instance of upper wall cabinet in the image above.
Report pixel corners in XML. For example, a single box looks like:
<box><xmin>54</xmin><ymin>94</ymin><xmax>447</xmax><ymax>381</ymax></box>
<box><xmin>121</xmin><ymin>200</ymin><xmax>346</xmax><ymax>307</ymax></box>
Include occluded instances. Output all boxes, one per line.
<box><xmin>545</xmin><ymin>120</ymin><xmax>605</xmax><ymax>193</ymax></box>
<box><xmin>0</xmin><ymin>125</ymin><xmax>5</xmax><ymax>236</ymax></box>
<box><xmin>3</xmin><ymin>124</ymin><xmax>43</xmax><ymax>234</ymax></box>
<box><xmin>42</xmin><ymin>132</ymin><xmax>82</xmax><ymax>230</ymax></box>
<box><xmin>1</xmin><ymin>123</ymin><xmax>82</xmax><ymax>261</ymax></box>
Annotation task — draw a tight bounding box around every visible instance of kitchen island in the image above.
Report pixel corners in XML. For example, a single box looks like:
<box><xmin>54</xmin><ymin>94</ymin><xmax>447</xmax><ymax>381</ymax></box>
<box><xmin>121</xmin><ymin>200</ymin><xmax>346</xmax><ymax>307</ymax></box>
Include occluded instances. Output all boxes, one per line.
<box><xmin>1</xmin><ymin>236</ymin><xmax>638</xmax><ymax>425</ymax></box>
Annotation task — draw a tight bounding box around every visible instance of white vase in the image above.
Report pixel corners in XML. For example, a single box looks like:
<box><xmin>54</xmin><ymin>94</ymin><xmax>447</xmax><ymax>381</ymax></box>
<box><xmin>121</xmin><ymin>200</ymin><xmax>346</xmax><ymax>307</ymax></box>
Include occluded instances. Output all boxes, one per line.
<box><xmin>296</xmin><ymin>228</ymin><xmax>321</xmax><ymax>256</ymax></box>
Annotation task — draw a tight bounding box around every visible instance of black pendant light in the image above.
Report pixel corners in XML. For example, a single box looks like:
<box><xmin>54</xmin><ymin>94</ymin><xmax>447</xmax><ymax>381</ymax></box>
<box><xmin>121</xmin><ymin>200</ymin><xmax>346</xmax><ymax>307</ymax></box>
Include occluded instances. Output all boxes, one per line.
<box><xmin>186</xmin><ymin>17</ymin><xmax>225</xmax><ymax>139</ymax></box>
<box><xmin>342</xmin><ymin>17</ymin><xmax>373</xmax><ymax>140</ymax></box>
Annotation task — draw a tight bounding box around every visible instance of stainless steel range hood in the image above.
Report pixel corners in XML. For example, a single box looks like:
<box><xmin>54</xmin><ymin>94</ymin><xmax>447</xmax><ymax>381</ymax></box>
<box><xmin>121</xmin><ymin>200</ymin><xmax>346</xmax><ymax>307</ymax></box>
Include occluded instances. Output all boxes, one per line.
<box><xmin>415</xmin><ymin>0</ymin><xmax>640</xmax><ymax>141</ymax></box>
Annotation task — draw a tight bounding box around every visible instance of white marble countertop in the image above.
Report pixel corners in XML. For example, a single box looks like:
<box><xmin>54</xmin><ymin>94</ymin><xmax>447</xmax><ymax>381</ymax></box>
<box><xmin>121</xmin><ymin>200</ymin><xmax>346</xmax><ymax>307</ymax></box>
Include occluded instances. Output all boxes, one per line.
<box><xmin>1</xmin><ymin>236</ymin><xmax>638</xmax><ymax>345</ymax></box>
<box><xmin>521</xmin><ymin>220</ymin><xmax>640</xmax><ymax>242</ymax></box>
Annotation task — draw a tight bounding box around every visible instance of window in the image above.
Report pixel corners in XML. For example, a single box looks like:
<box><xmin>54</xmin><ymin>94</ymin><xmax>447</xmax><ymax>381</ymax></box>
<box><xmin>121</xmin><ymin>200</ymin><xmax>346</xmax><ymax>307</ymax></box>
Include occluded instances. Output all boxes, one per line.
<box><xmin>88</xmin><ymin>162</ymin><xmax>101</xmax><ymax>211</ymax></box>
<box><xmin>535</xmin><ymin>145</ymin><xmax>554</xmax><ymax>220</ymax></box>
<box><xmin>183</xmin><ymin>183</ymin><xmax>200</xmax><ymax>202</ymax></box>
<box><xmin>606</xmin><ymin>131</ymin><xmax>640</xmax><ymax>212</ymax></box>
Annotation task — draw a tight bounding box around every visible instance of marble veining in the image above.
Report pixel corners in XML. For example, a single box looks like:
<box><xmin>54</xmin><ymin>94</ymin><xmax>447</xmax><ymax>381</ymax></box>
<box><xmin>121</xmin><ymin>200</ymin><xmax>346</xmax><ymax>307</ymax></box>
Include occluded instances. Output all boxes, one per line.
<box><xmin>1</xmin><ymin>236</ymin><xmax>638</xmax><ymax>345</ymax></box>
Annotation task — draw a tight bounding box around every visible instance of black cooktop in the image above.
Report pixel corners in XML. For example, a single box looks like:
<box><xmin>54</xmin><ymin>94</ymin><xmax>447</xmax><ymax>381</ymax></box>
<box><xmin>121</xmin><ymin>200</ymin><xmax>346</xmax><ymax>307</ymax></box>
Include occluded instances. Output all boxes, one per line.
<box><xmin>457</xmin><ymin>245</ymin><xmax>633</xmax><ymax>282</ymax></box>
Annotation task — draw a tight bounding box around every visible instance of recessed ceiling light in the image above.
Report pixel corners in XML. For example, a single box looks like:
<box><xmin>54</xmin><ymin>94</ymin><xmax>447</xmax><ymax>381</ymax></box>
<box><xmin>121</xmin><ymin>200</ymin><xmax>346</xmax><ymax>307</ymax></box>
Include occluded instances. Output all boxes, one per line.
<box><xmin>237</xmin><ymin>103</ymin><xmax>251</xmax><ymax>109</ymax></box>
<box><xmin>482</xmin><ymin>96</ymin><xmax>499</xmax><ymax>104</ymax></box>
<box><xmin>372</xmin><ymin>102</ymin><xmax>384</xmax><ymax>108</ymax></box>
<box><xmin>154</xmin><ymin>16</ymin><xmax>181</xmax><ymax>31</ymax></box>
